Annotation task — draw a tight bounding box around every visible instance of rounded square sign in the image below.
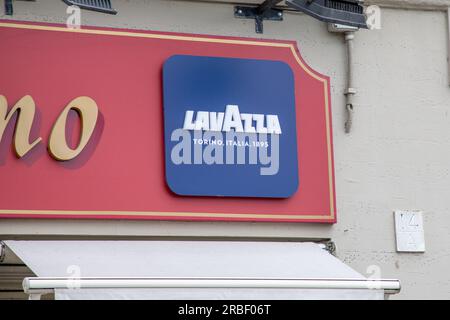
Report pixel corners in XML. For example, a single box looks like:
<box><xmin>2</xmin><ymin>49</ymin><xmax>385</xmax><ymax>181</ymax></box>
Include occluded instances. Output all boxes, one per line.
<box><xmin>163</xmin><ymin>55</ymin><xmax>299</xmax><ymax>198</ymax></box>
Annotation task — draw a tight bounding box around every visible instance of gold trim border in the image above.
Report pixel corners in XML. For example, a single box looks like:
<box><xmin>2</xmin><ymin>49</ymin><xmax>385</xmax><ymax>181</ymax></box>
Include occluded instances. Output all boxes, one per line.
<box><xmin>0</xmin><ymin>21</ymin><xmax>335</xmax><ymax>222</ymax></box>
<box><xmin>0</xmin><ymin>209</ymin><xmax>329</xmax><ymax>220</ymax></box>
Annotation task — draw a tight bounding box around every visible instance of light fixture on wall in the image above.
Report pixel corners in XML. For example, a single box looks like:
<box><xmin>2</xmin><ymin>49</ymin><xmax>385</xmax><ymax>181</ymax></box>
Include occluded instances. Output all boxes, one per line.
<box><xmin>286</xmin><ymin>0</ymin><xmax>368</xmax><ymax>29</ymax></box>
<box><xmin>62</xmin><ymin>0</ymin><xmax>117</xmax><ymax>14</ymax></box>
<box><xmin>234</xmin><ymin>0</ymin><xmax>367</xmax><ymax>34</ymax></box>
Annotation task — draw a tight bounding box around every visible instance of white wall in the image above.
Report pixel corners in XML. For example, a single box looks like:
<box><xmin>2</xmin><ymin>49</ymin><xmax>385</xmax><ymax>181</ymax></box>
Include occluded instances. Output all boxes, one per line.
<box><xmin>0</xmin><ymin>0</ymin><xmax>449</xmax><ymax>299</ymax></box>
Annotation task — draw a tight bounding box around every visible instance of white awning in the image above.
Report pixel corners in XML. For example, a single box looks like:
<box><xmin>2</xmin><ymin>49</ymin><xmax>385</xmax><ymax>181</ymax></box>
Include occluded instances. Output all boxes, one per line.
<box><xmin>4</xmin><ymin>240</ymin><xmax>399</xmax><ymax>300</ymax></box>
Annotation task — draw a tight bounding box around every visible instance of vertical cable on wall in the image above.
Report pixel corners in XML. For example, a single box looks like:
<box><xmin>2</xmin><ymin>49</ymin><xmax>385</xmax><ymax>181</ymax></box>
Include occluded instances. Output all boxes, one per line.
<box><xmin>344</xmin><ymin>31</ymin><xmax>356</xmax><ymax>133</ymax></box>
<box><xmin>447</xmin><ymin>8</ymin><xmax>450</xmax><ymax>86</ymax></box>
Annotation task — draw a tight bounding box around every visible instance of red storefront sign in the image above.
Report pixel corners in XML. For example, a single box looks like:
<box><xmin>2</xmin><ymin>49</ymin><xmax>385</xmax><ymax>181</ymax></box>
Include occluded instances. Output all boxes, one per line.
<box><xmin>0</xmin><ymin>20</ymin><xmax>336</xmax><ymax>223</ymax></box>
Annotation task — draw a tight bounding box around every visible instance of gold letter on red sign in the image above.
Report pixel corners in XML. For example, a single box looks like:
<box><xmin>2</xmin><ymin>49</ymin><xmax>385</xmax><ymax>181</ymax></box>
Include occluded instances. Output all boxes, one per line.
<box><xmin>0</xmin><ymin>95</ymin><xmax>42</xmax><ymax>157</ymax></box>
<box><xmin>48</xmin><ymin>96</ymin><xmax>98</xmax><ymax>161</ymax></box>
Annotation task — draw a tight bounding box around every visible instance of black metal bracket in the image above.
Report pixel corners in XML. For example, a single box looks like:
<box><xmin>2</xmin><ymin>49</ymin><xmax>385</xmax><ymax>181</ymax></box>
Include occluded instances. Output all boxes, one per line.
<box><xmin>234</xmin><ymin>0</ymin><xmax>284</xmax><ymax>34</ymax></box>
<box><xmin>5</xmin><ymin>0</ymin><xmax>13</xmax><ymax>15</ymax></box>
<box><xmin>4</xmin><ymin>0</ymin><xmax>36</xmax><ymax>16</ymax></box>
<box><xmin>324</xmin><ymin>241</ymin><xmax>336</xmax><ymax>256</ymax></box>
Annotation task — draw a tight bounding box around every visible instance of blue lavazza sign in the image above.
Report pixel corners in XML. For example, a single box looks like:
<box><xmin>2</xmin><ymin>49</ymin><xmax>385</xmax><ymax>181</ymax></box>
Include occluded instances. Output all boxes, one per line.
<box><xmin>163</xmin><ymin>55</ymin><xmax>299</xmax><ymax>198</ymax></box>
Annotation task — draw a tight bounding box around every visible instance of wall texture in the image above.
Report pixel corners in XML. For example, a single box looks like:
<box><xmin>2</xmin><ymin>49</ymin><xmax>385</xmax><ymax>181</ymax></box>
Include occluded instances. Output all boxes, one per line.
<box><xmin>0</xmin><ymin>0</ymin><xmax>449</xmax><ymax>299</ymax></box>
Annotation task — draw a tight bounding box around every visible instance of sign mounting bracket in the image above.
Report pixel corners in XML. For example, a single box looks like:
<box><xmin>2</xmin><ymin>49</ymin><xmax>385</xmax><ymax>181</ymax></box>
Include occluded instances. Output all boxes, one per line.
<box><xmin>4</xmin><ymin>0</ymin><xmax>35</xmax><ymax>16</ymax></box>
<box><xmin>234</xmin><ymin>0</ymin><xmax>284</xmax><ymax>34</ymax></box>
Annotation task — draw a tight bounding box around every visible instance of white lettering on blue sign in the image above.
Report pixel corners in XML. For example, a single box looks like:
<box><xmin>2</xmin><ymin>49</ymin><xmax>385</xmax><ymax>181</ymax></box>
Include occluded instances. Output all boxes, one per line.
<box><xmin>183</xmin><ymin>105</ymin><xmax>282</xmax><ymax>134</ymax></box>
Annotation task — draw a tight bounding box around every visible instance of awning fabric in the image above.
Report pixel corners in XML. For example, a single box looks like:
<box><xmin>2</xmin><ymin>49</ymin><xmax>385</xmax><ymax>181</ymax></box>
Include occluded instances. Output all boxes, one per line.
<box><xmin>5</xmin><ymin>240</ymin><xmax>384</xmax><ymax>300</ymax></box>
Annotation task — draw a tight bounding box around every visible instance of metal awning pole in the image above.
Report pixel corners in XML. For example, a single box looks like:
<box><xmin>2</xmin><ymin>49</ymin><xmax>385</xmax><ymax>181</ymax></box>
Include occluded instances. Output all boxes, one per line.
<box><xmin>23</xmin><ymin>277</ymin><xmax>401</xmax><ymax>298</ymax></box>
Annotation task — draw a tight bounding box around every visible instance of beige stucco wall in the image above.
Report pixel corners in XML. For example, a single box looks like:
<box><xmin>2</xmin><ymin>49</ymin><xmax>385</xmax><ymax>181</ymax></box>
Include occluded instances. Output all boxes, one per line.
<box><xmin>1</xmin><ymin>0</ymin><xmax>449</xmax><ymax>299</ymax></box>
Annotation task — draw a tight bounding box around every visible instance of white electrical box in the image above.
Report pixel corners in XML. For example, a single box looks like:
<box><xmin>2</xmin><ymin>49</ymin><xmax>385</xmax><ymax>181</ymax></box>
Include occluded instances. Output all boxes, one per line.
<box><xmin>394</xmin><ymin>210</ymin><xmax>425</xmax><ymax>253</ymax></box>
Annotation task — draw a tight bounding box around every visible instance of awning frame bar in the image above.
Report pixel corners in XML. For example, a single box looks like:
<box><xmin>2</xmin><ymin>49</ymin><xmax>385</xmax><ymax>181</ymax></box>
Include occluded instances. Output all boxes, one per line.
<box><xmin>23</xmin><ymin>276</ymin><xmax>401</xmax><ymax>299</ymax></box>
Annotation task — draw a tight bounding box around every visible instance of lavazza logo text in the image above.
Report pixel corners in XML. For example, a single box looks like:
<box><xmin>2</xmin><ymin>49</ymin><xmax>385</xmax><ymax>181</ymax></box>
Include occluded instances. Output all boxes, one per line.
<box><xmin>170</xmin><ymin>104</ymin><xmax>281</xmax><ymax>176</ymax></box>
